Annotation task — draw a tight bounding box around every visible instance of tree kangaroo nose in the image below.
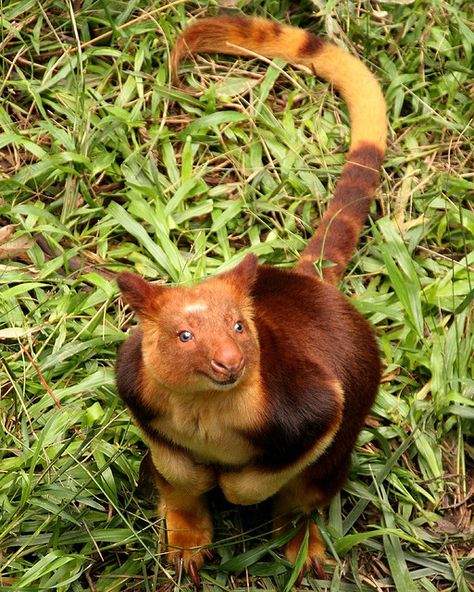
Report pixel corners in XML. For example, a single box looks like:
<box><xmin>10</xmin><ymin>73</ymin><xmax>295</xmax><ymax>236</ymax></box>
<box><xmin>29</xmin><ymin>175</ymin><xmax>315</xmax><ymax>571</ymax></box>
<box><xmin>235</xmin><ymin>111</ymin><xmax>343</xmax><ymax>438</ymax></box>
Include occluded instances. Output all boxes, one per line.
<box><xmin>211</xmin><ymin>344</ymin><xmax>244</xmax><ymax>377</ymax></box>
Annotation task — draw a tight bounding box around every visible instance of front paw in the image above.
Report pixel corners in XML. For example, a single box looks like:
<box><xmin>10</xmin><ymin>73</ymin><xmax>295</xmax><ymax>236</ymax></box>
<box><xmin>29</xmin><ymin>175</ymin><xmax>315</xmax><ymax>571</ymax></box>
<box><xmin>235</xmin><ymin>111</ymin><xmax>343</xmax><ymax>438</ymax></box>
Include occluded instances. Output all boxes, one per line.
<box><xmin>219</xmin><ymin>470</ymin><xmax>268</xmax><ymax>505</ymax></box>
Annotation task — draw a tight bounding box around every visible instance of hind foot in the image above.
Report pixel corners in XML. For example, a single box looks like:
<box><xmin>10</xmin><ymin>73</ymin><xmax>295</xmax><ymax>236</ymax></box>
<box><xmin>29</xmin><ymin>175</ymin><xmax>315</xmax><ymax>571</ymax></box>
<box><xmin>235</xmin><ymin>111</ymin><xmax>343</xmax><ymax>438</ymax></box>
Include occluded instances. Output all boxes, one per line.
<box><xmin>163</xmin><ymin>505</ymin><xmax>213</xmax><ymax>586</ymax></box>
<box><xmin>283</xmin><ymin>519</ymin><xmax>325</xmax><ymax>582</ymax></box>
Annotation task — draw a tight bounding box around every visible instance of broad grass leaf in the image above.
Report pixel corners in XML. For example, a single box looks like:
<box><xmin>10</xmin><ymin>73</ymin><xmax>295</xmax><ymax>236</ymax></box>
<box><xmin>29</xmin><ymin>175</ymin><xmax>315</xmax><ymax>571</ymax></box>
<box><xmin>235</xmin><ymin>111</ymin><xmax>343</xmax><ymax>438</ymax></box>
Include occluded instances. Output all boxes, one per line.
<box><xmin>334</xmin><ymin>527</ymin><xmax>421</xmax><ymax>556</ymax></box>
<box><xmin>183</xmin><ymin>111</ymin><xmax>248</xmax><ymax>135</ymax></box>
<box><xmin>284</xmin><ymin>523</ymin><xmax>309</xmax><ymax>592</ymax></box>
<box><xmin>219</xmin><ymin>528</ymin><xmax>297</xmax><ymax>573</ymax></box>
<box><xmin>374</xmin><ymin>218</ymin><xmax>424</xmax><ymax>336</ymax></box>
<box><xmin>214</xmin><ymin>76</ymin><xmax>259</xmax><ymax>98</ymax></box>
<box><xmin>16</xmin><ymin>552</ymin><xmax>81</xmax><ymax>588</ymax></box>
<box><xmin>108</xmin><ymin>201</ymin><xmax>180</xmax><ymax>280</ymax></box>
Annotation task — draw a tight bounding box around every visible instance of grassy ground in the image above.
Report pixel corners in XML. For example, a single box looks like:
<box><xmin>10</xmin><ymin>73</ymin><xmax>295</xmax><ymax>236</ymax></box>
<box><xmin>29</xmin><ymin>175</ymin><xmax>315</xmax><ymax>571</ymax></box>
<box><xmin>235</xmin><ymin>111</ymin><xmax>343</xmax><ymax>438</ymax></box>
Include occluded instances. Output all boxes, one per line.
<box><xmin>1</xmin><ymin>0</ymin><xmax>473</xmax><ymax>590</ymax></box>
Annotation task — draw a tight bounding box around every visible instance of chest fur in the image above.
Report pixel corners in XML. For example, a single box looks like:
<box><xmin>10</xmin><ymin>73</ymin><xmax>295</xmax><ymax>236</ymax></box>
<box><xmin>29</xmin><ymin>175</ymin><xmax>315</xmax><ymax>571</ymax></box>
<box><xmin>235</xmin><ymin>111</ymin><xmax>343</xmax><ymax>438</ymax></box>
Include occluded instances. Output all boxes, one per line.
<box><xmin>149</xmin><ymin>391</ymin><xmax>258</xmax><ymax>466</ymax></box>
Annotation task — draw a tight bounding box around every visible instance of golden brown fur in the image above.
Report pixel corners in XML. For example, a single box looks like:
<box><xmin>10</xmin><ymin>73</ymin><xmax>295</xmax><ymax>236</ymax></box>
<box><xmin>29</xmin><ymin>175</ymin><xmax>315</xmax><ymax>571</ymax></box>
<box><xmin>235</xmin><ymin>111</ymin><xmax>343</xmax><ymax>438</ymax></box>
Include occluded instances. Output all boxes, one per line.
<box><xmin>116</xmin><ymin>14</ymin><xmax>387</xmax><ymax>584</ymax></box>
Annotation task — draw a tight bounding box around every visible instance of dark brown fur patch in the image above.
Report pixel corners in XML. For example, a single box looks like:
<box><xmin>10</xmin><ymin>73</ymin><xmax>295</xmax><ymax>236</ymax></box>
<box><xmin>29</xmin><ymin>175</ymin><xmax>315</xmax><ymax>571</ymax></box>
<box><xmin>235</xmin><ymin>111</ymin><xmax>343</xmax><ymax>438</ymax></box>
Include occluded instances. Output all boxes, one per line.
<box><xmin>299</xmin><ymin>31</ymin><xmax>324</xmax><ymax>57</ymax></box>
<box><xmin>348</xmin><ymin>142</ymin><xmax>384</xmax><ymax>169</ymax></box>
<box><xmin>335</xmin><ymin>163</ymin><xmax>379</xmax><ymax>192</ymax></box>
<box><xmin>253</xmin><ymin>23</ymin><xmax>269</xmax><ymax>44</ymax></box>
<box><xmin>329</xmin><ymin>183</ymin><xmax>374</xmax><ymax>226</ymax></box>
<box><xmin>317</xmin><ymin>216</ymin><xmax>359</xmax><ymax>260</ymax></box>
<box><xmin>298</xmin><ymin>141</ymin><xmax>384</xmax><ymax>282</ymax></box>
<box><xmin>116</xmin><ymin>330</ymin><xmax>160</xmax><ymax>426</ymax></box>
<box><xmin>272</xmin><ymin>22</ymin><xmax>283</xmax><ymax>37</ymax></box>
<box><xmin>329</xmin><ymin>142</ymin><xmax>383</xmax><ymax>224</ymax></box>
<box><xmin>241</xmin><ymin>266</ymin><xmax>380</xmax><ymax>473</ymax></box>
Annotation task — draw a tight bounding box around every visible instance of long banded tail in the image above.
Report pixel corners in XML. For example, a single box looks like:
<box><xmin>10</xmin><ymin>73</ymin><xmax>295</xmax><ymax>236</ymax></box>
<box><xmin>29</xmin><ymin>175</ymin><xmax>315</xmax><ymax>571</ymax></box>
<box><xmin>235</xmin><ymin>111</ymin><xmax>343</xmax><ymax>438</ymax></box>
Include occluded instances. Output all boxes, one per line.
<box><xmin>171</xmin><ymin>15</ymin><xmax>386</xmax><ymax>284</ymax></box>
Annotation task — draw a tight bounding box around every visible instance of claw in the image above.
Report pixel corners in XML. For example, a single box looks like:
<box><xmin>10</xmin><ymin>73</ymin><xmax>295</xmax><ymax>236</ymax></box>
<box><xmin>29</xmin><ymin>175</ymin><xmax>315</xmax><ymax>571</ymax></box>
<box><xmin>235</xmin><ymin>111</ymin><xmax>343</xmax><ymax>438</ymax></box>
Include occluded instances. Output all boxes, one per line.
<box><xmin>203</xmin><ymin>548</ymin><xmax>214</xmax><ymax>561</ymax></box>
<box><xmin>295</xmin><ymin>567</ymin><xmax>305</xmax><ymax>587</ymax></box>
<box><xmin>171</xmin><ymin>554</ymin><xmax>183</xmax><ymax>570</ymax></box>
<box><xmin>188</xmin><ymin>559</ymin><xmax>201</xmax><ymax>589</ymax></box>
<box><xmin>311</xmin><ymin>555</ymin><xmax>325</xmax><ymax>579</ymax></box>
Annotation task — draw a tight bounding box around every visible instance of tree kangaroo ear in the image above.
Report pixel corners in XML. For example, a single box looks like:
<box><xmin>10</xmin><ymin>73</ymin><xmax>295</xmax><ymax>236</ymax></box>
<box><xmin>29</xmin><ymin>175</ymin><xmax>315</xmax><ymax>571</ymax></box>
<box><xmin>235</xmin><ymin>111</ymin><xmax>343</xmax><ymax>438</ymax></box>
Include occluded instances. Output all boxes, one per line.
<box><xmin>218</xmin><ymin>253</ymin><xmax>259</xmax><ymax>295</ymax></box>
<box><xmin>117</xmin><ymin>272</ymin><xmax>165</xmax><ymax>318</ymax></box>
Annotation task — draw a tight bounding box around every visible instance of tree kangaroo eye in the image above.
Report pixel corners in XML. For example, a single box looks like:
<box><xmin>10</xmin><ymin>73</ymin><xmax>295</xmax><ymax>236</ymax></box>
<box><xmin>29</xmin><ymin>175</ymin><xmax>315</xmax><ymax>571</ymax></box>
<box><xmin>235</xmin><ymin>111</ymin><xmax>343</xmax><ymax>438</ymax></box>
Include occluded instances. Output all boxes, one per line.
<box><xmin>234</xmin><ymin>321</ymin><xmax>244</xmax><ymax>333</ymax></box>
<box><xmin>178</xmin><ymin>330</ymin><xmax>193</xmax><ymax>342</ymax></box>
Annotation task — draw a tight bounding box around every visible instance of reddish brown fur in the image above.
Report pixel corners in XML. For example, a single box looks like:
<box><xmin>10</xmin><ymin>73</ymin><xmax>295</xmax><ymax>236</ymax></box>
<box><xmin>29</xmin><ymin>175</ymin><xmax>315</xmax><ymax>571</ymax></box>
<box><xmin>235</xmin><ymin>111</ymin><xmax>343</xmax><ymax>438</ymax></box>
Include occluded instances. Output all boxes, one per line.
<box><xmin>116</xmin><ymin>13</ymin><xmax>386</xmax><ymax>584</ymax></box>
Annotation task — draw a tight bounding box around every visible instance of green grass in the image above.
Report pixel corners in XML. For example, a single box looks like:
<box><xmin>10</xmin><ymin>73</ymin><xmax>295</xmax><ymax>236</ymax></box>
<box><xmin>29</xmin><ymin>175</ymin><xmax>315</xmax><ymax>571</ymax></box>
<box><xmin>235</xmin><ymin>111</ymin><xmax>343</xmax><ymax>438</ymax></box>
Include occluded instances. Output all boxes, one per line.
<box><xmin>1</xmin><ymin>0</ymin><xmax>473</xmax><ymax>590</ymax></box>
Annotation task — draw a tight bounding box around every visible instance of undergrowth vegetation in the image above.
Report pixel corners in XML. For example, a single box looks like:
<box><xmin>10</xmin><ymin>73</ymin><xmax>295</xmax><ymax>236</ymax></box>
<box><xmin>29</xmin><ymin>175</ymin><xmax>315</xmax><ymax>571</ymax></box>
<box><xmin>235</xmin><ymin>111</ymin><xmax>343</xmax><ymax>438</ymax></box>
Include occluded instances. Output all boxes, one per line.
<box><xmin>0</xmin><ymin>0</ymin><xmax>473</xmax><ymax>590</ymax></box>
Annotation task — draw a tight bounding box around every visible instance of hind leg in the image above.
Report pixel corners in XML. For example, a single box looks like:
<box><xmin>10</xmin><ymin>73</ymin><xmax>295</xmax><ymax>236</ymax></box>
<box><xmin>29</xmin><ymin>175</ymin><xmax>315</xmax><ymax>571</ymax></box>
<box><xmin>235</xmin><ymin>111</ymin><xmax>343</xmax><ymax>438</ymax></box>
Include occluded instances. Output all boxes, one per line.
<box><xmin>272</xmin><ymin>473</ymin><xmax>327</xmax><ymax>579</ymax></box>
<box><xmin>144</xmin><ymin>451</ymin><xmax>214</xmax><ymax>584</ymax></box>
<box><xmin>273</xmin><ymin>457</ymin><xmax>351</xmax><ymax>579</ymax></box>
<box><xmin>159</xmin><ymin>485</ymin><xmax>213</xmax><ymax>582</ymax></box>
